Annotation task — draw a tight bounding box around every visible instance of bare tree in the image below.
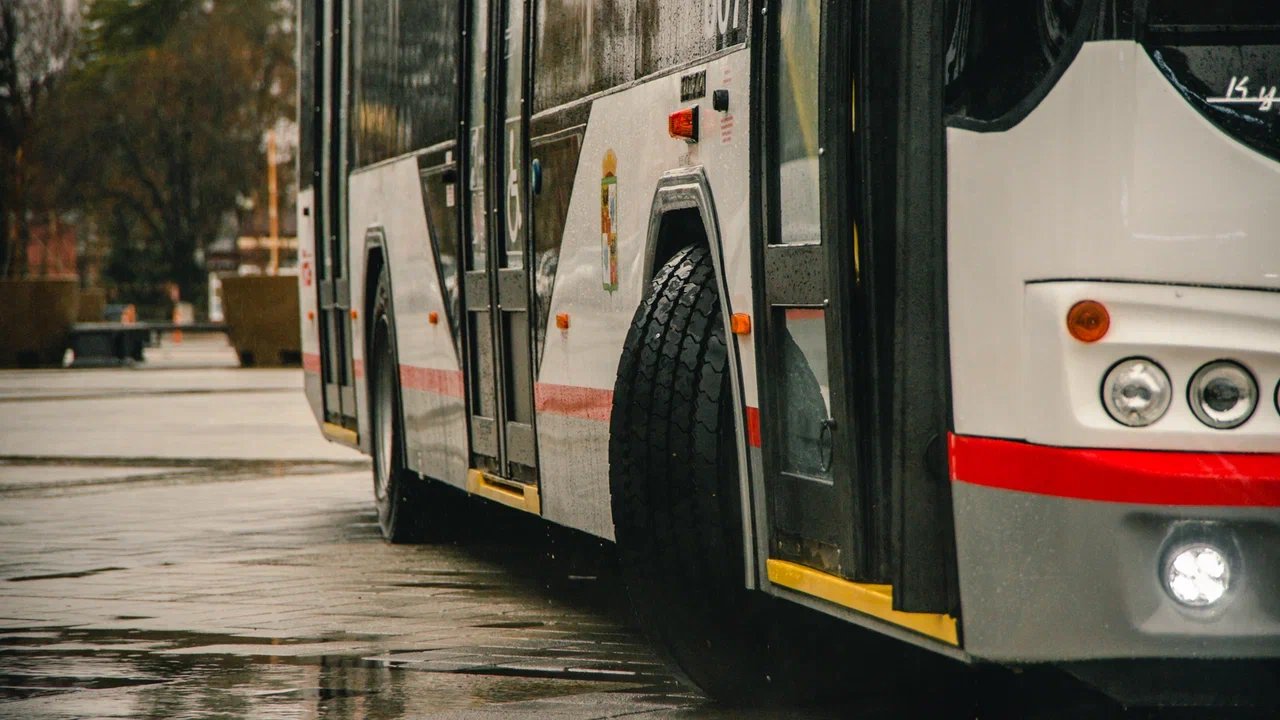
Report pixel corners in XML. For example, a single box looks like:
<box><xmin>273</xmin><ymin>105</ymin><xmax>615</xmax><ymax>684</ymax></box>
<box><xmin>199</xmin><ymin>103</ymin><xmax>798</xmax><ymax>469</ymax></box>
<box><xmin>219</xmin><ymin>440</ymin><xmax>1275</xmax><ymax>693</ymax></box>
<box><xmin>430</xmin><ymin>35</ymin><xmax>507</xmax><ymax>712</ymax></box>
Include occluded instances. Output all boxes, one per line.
<box><xmin>0</xmin><ymin>0</ymin><xmax>80</xmax><ymax>278</ymax></box>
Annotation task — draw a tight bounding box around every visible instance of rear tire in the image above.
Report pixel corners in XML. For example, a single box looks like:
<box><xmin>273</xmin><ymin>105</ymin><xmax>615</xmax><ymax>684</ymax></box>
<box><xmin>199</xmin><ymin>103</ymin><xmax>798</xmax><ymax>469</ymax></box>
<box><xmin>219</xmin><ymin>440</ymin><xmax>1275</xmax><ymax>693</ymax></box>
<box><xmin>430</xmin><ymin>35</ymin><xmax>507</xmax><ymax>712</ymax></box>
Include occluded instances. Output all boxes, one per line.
<box><xmin>370</xmin><ymin>265</ymin><xmax>463</xmax><ymax>544</ymax></box>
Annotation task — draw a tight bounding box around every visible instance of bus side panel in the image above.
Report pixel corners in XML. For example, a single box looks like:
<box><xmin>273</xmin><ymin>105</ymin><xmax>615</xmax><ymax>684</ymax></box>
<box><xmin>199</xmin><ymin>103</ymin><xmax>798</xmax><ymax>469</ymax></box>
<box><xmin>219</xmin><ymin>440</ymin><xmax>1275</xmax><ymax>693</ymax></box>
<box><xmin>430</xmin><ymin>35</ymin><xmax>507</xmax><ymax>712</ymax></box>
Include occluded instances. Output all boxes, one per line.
<box><xmin>297</xmin><ymin>187</ymin><xmax>325</xmax><ymax>430</ymax></box>
<box><xmin>535</xmin><ymin>49</ymin><xmax>755</xmax><ymax>541</ymax></box>
<box><xmin>349</xmin><ymin>157</ymin><xmax>470</xmax><ymax>490</ymax></box>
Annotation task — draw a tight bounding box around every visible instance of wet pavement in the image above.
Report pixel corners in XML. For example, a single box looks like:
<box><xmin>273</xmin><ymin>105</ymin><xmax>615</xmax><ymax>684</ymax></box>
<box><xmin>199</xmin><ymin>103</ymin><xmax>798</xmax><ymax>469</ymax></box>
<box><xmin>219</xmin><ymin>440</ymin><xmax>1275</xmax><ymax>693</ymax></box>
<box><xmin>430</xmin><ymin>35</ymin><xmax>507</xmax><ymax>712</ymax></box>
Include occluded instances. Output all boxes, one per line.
<box><xmin>0</xmin><ymin>339</ymin><xmax>1272</xmax><ymax>719</ymax></box>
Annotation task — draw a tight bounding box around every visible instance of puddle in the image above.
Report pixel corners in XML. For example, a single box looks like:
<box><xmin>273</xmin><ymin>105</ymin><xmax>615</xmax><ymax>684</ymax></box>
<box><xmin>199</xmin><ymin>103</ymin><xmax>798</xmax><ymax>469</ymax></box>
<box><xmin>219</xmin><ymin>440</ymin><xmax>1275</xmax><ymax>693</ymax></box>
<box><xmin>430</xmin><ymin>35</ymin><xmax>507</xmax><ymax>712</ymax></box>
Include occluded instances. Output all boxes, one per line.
<box><xmin>0</xmin><ymin>625</ymin><xmax>659</xmax><ymax>719</ymax></box>
<box><xmin>0</xmin><ymin>673</ymin><xmax>164</xmax><ymax>693</ymax></box>
<box><xmin>8</xmin><ymin>567</ymin><xmax>127</xmax><ymax>582</ymax></box>
<box><xmin>390</xmin><ymin>581</ymin><xmax>496</xmax><ymax>591</ymax></box>
<box><xmin>0</xmin><ymin>455</ymin><xmax>371</xmax><ymax>498</ymax></box>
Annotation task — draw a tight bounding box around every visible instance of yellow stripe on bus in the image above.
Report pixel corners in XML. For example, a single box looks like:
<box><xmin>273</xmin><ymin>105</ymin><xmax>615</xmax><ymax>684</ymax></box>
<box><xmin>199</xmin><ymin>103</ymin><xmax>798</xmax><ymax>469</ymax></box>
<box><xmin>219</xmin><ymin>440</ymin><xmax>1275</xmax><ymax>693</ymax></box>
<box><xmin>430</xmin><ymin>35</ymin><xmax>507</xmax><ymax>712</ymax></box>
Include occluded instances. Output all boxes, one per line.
<box><xmin>468</xmin><ymin>469</ymin><xmax>541</xmax><ymax>516</ymax></box>
<box><xmin>322</xmin><ymin>422</ymin><xmax>358</xmax><ymax>445</ymax></box>
<box><xmin>766</xmin><ymin>559</ymin><xmax>959</xmax><ymax>646</ymax></box>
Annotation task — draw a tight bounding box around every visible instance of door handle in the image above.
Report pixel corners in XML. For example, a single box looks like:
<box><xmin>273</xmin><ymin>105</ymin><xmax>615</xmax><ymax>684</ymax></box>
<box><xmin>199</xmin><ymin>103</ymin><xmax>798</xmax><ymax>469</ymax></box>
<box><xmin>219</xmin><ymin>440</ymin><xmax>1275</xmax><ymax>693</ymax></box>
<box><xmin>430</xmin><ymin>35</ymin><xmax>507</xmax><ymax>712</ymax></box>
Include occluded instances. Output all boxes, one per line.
<box><xmin>818</xmin><ymin>417</ymin><xmax>836</xmax><ymax>473</ymax></box>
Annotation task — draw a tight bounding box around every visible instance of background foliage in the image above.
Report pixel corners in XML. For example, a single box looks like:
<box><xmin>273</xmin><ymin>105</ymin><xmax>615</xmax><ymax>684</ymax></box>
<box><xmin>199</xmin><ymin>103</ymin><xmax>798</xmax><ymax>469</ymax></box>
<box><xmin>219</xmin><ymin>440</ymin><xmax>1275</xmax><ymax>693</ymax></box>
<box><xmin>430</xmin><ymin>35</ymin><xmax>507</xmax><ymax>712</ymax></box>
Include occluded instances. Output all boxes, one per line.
<box><xmin>1</xmin><ymin>0</ymin><xmax>295</xmax><ymax>313</ymax></box>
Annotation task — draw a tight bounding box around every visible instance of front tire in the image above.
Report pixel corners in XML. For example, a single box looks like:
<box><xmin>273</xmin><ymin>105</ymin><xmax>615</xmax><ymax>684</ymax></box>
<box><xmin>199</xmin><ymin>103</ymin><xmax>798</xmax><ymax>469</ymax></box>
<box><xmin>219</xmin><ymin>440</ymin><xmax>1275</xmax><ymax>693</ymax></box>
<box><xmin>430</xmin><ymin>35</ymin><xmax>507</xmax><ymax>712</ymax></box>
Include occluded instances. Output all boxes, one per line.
<box><xmin>610</xmin><ymin>245</ymin><xmax>952</xmax><ymax>704</ymax></box>
<box><xmin>609</xmin><ymin>246</ymin><xmax>806</xmax><ymax>701</ymax></box>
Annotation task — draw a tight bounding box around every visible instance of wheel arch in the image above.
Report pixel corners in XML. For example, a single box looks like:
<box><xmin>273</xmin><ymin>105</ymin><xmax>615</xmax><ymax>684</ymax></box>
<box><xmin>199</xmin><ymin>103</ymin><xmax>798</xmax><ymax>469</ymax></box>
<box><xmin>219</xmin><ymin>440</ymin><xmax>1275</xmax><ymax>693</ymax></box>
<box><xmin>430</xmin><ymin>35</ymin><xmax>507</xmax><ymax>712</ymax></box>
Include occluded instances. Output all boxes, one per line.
<box><xmin>362</xmin><ymin>227</ymin><xmax>387</xmax><ymax>361</ymax></box>
<box><xmin>361</xmin><ymin>226</ymin><xmax>401</xmax><ymax>463</ymax></box>
<box><xmin>640</xmin><ymin>168</ymin><xmax>759</xmax><ymax>589</ymax></box>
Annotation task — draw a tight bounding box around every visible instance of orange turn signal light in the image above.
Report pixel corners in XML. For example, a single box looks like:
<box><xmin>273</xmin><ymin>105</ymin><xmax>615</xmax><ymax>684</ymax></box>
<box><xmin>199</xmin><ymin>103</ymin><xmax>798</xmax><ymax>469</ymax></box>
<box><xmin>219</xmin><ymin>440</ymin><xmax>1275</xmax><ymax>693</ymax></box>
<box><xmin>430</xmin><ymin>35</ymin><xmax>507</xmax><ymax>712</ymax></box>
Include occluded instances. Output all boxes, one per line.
<box><xmin>350</xmin><ymin>310</ymin><xmax>358</xmax><ymax>321</ymax></box>
<box><xmin>428</xmin><ymin>312</ymin><xmax>439</xmax><ymax>325</ymax></box>
<box><xmin>1067</xmin><ymin>300</ymin><xmax>1109</xmax><ymax>343</ymax></box>
<box><xmin>669</xmin><ymin>107</ymin><xmax>699</xmax><ymax>143</ymax></box>
<box><xmin>730</xmin><ymin>313</ymin><xmax>751</xmax><ymax>335</ymax></box>
<box><xmin>307</xmin><ymin>311</ymin><xmax>315</xmax><ymax>321</ymax></box>
<box><xmin>556</xmin><ymin>313</ymin><xmax>570</xmax><ymax>330</ymax></box>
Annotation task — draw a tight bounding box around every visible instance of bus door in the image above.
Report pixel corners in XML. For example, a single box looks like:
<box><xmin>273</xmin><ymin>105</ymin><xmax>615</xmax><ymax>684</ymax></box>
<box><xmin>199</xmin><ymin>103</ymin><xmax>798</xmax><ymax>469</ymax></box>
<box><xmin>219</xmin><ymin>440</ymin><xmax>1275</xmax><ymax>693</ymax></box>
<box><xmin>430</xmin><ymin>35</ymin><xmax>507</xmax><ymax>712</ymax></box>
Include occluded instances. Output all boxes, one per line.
<box><xmin>316</xmin><ymin>0</ymin><xmax>356</xmax><ymax>430</ymax></box>
<box><xmin>462</xmin><ymin>0</ymin><xmax>538</xmax><ymax>485</ymax></box>
<box><xmin>757</xmin><ymin>0</ymin><xmax>869</xmax><ymax>581</ymax></box>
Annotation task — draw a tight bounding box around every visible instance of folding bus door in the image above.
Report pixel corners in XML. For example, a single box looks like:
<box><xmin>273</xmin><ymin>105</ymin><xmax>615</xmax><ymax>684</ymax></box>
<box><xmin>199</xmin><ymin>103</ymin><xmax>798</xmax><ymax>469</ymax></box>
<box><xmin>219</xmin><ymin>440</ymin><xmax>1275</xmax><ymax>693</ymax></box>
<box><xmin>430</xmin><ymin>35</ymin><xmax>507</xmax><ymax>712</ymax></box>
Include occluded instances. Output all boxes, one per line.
<box><xmin>461</xmin><ymin>0</ymin><xmax>539</xmax><ymax>493</ymax></box>
<box><xmin>317</xmin><ymin>0</ymin><xmax>356</xmax><ymax>433</ymax></box>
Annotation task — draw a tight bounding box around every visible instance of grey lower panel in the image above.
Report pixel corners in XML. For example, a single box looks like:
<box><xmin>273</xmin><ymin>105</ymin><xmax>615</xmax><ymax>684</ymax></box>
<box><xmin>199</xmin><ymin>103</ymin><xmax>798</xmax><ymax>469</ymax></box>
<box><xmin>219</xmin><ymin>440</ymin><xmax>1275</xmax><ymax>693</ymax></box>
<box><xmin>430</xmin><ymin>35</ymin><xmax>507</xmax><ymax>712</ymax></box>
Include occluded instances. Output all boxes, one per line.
<box><xmin>506</xmin><ymin>421</ymin><xmax>537</xmax><ymax>468</ymax></box>
<box><xmin>953</xmin><ymin>482</ymin><xmax>1280</xmax><ymax>662</ymax></box>
<box><xmin>470</xmin><ymin>416</ymin><xmax>498</xmax><ymax>459</ymax></box>
<box><xmin>536</xmin><ymin>413</ymin><xmax>613</xmax><ymax>540</ymax></box>
<box><xmin>403</xmin><ymin>387</ymin><xmax>469</xmax><ymax>490</ymax></box>
<box><xmin>304</xmin><ymin>372</ymin><xmax>325</xmax><ymax>432</ymax></box>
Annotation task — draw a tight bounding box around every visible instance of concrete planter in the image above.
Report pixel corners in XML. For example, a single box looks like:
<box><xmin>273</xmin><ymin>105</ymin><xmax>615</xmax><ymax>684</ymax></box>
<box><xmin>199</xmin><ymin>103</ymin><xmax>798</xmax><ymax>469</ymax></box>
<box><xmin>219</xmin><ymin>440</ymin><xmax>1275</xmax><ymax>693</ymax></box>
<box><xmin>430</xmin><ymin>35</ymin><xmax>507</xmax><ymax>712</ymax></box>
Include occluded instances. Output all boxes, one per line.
<box><xmin>220</xmin><ymin>275</ymin><xmax>301</xmax><ymax>367</ymax></box>
<box><xmin>77</xmin><ymin>287</ymin><xmax>106</xmax><ymax>322</ymax></box>
<box><xmin>0</xmin><ymin>279</ymin><xmax>80</xmax><ymax>368</ymax></box>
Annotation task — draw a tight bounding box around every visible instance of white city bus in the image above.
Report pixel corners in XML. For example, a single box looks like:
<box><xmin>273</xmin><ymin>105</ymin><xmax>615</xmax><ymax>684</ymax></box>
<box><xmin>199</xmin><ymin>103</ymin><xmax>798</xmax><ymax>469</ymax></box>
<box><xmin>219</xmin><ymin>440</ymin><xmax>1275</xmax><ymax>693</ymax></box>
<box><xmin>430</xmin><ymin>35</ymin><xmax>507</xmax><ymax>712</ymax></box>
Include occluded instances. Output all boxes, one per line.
<box><xmin>297</xmin><ymin>0</ymin><xmax>1280</xmax><ymax>704</ymax></box>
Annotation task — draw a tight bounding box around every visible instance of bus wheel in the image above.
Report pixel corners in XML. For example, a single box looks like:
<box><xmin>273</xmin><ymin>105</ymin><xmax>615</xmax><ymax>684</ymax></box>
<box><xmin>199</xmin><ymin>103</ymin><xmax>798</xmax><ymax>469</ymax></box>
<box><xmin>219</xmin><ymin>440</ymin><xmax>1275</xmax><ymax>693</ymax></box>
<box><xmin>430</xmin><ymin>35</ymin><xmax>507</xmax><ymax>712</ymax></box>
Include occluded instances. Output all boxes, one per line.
<box><xmin>369</xmin><ymin>265</ymin><xmax>458</xmax><ymax>544</ymax></box>
<box><xmin>611</xmin><ymin>245</ymin><xmax>839</xmax><ymax>702</ymax></box>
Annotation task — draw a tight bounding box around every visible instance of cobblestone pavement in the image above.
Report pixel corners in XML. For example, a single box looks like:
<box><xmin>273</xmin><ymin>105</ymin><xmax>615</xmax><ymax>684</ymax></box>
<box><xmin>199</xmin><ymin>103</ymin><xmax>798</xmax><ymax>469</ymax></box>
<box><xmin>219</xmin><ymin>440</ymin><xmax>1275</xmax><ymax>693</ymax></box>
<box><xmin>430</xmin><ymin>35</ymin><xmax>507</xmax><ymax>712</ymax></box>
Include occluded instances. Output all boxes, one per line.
<box><xmin>0</xmin><ymin>343</ymin><xmax>1252</xmax><ymax>719</ymax></box>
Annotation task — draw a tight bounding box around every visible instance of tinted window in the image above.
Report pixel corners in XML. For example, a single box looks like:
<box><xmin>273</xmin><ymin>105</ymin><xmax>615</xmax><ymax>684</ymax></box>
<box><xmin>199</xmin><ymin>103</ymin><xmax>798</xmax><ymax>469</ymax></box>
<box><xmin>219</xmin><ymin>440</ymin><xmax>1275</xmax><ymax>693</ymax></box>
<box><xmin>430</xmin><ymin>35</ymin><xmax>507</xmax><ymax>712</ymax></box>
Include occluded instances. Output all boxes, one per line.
<box><xmin>1143</xmin><ymin>2</ymin><xmax>1280</xmax><ymax>162</ymax></box>
<box><xmin>534</xmin><ymin>0</ymin><xmax>636</xmax><ymax>114</ymax></box>
<box><xmin>944</xmin><ymin>0</ymin><xmax>1090</xmax><ymax>127</ymax></box>
<box><xmin>637</xmin><ymin>0</ymin><xmax>747</xmax><ymax>77</ymax></box>
<box><xmin>533</xmin><ymin>0</ymin><xmax>748</xmax><ymax>115</ymax></box>
<box><xmin>299</xmin><ymin>0</ymin><xmax>318</xmax><ymax>189</ymax></box>
<box><xmin>353</xmin><ymin>0</ymin><xmax>460</xmax><ymax>167</ymax></box>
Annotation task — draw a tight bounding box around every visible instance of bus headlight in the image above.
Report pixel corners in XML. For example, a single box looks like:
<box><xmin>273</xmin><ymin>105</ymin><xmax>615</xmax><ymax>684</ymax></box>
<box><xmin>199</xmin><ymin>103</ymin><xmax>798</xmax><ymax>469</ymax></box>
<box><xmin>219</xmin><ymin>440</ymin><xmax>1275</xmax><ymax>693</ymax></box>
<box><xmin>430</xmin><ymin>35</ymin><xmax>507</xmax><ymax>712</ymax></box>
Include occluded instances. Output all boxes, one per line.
<box><xmin>1188</xmin><ymin>361</ymin><xmax>1257</xmax><ymax>430</ymax></box>
<box><xmin>1102</xmin><ymin>358</ymin><xmax>1172</xmax><ymax>427</ymax></box>
<box><xmin>1165</xmin><ymin>544</ymin><xmax>1230</xmax><ymax>608</ymax></box>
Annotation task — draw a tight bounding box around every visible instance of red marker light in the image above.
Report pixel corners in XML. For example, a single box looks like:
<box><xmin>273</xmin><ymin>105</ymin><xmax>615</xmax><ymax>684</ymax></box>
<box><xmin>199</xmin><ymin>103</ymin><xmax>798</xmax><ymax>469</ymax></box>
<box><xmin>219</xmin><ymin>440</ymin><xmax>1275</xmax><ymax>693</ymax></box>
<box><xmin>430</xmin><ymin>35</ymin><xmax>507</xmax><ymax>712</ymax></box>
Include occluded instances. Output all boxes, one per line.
<box><xmin>669</xmin><ymin>107</ymin><xmax>699</xmax><ymax>143</ymax></box>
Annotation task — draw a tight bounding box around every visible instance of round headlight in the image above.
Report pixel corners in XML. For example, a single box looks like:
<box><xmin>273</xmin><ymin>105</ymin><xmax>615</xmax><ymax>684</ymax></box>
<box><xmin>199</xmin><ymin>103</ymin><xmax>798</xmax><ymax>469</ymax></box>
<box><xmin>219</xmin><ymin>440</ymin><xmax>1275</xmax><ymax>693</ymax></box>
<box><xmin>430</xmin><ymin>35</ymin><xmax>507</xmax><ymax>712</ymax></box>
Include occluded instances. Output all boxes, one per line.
<box><xmin>1188</xmin><ymin>361</ymin><xmax>1257</xmax><ymax>430</ymax></box>
<box><xmin>1102</xmin><ymin>358</ymin><xmax>1172</xmax><ymax>427</ymax></box>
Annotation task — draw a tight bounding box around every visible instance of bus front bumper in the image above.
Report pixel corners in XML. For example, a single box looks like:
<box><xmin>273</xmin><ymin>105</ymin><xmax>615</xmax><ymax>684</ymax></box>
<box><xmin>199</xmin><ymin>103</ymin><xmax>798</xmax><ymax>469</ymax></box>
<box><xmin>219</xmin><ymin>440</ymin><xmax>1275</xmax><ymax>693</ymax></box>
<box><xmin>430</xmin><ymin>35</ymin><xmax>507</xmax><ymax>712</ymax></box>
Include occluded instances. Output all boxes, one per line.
<box><xmin>950</xmin><ymin>435</ymin><xmax>1280</xmax><ymax>662</ymax></box>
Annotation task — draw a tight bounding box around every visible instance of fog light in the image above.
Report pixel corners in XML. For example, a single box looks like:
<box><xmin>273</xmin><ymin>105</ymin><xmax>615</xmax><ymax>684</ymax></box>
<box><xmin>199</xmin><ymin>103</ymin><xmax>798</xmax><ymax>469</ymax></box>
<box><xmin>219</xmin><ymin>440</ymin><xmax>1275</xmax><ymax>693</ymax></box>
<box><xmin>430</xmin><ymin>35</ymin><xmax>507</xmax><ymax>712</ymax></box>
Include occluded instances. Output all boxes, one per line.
<box><xmin>1165</xmin><ymin>545</ymin><xmax>1230</xmax><ymax>607</ymax></box>
<box><xmin>1102</xmin><ymin>358</ymin><xmax>1172</xmax><ymax>427</ymax></box>
<box><xmin>1189</xmin><ymin>361</ymin><xmax>1257</xmax><ymax>430</ymax></box>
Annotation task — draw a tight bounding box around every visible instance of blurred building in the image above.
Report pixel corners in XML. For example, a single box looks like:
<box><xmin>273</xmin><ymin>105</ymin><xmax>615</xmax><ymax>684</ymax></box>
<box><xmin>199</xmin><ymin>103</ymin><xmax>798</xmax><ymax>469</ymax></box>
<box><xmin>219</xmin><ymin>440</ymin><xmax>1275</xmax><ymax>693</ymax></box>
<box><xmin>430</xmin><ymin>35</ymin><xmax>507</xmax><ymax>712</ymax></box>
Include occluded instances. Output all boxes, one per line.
<box><xmin>13</xmin><ymin>215</ymin><xmax>79</xmax><ymax>279</ymax></box>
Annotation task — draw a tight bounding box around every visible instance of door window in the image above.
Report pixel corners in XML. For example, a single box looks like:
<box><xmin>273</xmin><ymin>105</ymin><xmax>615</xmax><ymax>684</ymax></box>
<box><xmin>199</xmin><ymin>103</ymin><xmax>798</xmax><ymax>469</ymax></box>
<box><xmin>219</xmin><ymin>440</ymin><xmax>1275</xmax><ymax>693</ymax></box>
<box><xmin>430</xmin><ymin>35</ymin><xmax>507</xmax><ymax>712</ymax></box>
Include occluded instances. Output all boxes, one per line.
<box><xmin>777</xmin><ymin>0</ymin><xmax>822</xmax><ymax>245</ymax></box>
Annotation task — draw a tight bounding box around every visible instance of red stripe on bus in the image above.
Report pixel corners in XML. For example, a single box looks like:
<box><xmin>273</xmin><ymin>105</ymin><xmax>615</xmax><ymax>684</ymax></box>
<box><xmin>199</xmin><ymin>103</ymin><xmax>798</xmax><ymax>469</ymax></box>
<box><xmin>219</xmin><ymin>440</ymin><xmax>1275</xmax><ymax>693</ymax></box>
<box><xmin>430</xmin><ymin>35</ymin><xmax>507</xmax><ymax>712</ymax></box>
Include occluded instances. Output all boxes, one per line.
<box><xmin>783</xmin><ymin>308</ymin><xmax>824</xmax><ymax>321</ymax></box>
<box><xmin>949</xmin><ymin>433</ymin><xmax>1280</xmax><ymax>507</ymax></box>
<box><xmin>535</xmin><ymin>383</ymin><xmax>613</xmax><ymax>422</ymax></box>
<box><xmin>303</xmin><ymin>352</ymin><xmax>321</xmax><ymax>374</ymax></box>
<box><xmin>746</xmin><ymin>406</ymin><xmax>761</xmax><ymax>447</ymax></box>
<box><xmin>398</xmin><ymin>365</ymin><xmax>465</xmax><ymax>397</ymax></box>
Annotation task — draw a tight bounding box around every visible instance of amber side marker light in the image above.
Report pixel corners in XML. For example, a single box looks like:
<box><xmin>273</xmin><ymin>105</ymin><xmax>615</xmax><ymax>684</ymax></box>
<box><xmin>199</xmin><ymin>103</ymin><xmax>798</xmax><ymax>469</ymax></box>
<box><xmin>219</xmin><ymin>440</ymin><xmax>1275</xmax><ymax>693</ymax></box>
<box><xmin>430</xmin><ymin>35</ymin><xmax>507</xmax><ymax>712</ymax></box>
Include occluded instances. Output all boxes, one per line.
<box><xmin>669</xmin><ymin>107</ymin><xmax>698</xmax><ymax>143</ymax></box>
<box><xmin>428</xmin><ymin>312</ymin><xmax>439</xmax><ymax>325</ymax></box>
<box><xmin>1067</xmin><ymin>300</ymin><xmax>1109</xmax><ymax>343</ymax></box>
<box><xmin>730</xmin><ymin>313</ymin><xmax>751</xmax><ymax>335</ymax></box>
<box><xmin>556</xmin><ymin>313</ymin><xmax>570</xmax><ymax>330</ymax></box>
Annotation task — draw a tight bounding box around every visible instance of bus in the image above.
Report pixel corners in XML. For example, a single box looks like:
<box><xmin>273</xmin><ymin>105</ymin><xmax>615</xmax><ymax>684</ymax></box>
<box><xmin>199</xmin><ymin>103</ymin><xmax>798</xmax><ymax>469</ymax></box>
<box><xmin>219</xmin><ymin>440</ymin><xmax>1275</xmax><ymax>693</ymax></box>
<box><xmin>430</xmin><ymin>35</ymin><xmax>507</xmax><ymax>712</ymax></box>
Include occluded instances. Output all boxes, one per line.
<box><xmin>296</xmin><ymin>0</ymin><xmax>1280</xmax><ymax>705</ymax></box>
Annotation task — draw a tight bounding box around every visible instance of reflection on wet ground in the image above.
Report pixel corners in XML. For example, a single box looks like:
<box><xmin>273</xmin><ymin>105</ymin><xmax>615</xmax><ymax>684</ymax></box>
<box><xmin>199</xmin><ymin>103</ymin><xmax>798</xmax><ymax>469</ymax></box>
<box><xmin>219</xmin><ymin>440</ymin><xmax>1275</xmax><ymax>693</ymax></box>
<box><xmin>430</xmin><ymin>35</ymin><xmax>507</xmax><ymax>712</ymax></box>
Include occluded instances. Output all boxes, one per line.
<box><xmin>0</xmin><ymin>469</ymin><xmax>680</xmax><ymax>719</ymax></box>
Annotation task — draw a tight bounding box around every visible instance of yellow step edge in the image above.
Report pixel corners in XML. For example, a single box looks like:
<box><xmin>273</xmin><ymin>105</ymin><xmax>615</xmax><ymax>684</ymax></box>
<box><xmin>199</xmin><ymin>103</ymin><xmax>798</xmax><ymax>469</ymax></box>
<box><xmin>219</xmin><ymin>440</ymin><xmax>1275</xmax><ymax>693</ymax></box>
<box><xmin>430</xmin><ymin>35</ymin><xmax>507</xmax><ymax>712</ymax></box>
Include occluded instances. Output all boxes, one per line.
<box><xmin>766</xmin><ymin>558</ymin><xmax>959</xmax><ymax>646</ymax></box>
<box><xmin>468</xmin><ymin>469</ymin><xmax>541</xmax><ymax>516</ymax></box>
<box><xmin>322</xmin><ymin>422</ymin><xmax>358</xmax><ymax>445</ymax></box>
